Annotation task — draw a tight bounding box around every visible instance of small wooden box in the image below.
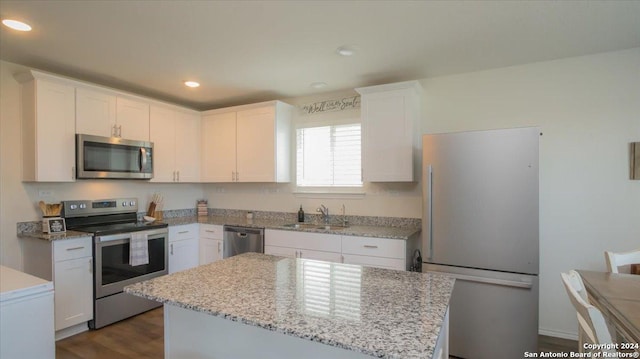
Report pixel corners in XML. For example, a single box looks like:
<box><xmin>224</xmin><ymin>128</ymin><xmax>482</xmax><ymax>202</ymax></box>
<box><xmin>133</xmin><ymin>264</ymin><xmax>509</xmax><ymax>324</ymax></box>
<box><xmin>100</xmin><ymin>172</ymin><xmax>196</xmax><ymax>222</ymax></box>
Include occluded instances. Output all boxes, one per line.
<box><xmin>42</xmin><ymin>217</ymin><xmax>66</xmax><ymax>234</ymax></box>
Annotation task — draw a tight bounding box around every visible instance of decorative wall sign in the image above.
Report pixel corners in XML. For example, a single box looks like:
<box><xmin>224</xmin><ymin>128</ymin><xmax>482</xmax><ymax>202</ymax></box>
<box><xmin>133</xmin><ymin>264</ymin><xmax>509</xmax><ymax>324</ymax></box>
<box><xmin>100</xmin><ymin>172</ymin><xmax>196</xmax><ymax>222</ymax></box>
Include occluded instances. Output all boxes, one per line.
<box><xmin>300</xmin><ymin>95</ymin><xmax>360</xmax><ymax>115</ymax></box>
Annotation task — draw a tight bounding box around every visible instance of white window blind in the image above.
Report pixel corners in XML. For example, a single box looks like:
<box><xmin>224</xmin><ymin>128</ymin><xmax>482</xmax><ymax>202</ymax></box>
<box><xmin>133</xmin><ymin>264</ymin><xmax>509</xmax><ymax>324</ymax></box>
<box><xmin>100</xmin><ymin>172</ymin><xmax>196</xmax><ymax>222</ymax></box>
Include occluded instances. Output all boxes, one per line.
<box><xmin>296</xmin><ymin>123</ymin><xmax>362</xmax><ymax>187</ymax></box>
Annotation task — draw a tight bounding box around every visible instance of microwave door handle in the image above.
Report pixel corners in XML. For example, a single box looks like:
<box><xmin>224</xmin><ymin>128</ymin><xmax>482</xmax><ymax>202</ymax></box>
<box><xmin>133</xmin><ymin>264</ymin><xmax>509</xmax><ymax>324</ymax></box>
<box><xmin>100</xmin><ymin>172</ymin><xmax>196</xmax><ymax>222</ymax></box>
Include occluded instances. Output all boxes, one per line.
<box><xmin>139</xmin><ymin>147</ymin><xmax>147</xmax><ymax>171</ymax></box>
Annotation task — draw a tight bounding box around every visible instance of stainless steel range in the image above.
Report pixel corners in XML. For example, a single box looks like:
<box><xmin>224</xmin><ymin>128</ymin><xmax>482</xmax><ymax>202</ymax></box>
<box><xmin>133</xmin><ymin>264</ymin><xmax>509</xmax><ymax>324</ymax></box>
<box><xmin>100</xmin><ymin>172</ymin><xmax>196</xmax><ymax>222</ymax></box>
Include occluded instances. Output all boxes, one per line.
<box><xmin>61</xmin><ymin>198</ymin><xmax>168</xmax><ymax>329</ymax></box>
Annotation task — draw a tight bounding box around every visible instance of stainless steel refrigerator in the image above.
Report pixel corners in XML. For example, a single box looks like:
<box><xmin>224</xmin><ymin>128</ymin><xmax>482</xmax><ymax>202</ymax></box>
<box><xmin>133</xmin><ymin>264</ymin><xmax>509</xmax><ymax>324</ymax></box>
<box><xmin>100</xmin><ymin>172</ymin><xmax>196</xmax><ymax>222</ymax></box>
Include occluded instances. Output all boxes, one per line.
<box><xmin>422</xmin><ymin>127</ymin><xmax>539</xmax><ymax>359</ymax></box>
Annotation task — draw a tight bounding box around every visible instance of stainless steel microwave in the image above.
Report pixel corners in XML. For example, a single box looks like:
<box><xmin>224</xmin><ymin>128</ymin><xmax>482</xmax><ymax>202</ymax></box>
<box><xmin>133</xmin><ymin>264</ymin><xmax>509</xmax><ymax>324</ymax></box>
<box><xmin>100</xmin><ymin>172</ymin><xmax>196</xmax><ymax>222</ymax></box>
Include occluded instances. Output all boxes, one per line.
<box><xmin>76</xmin><ymin>134</ymin><xmax>154</xmax><ymax>179</ymax></box>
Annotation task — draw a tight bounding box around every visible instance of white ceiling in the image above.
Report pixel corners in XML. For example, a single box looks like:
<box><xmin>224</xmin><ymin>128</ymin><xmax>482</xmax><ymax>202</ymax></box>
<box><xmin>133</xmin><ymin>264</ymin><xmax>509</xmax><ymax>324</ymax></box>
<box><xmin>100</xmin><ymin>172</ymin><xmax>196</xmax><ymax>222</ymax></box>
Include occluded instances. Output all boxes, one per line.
<box><xmin>1</xmin><ymin>1</ymin><xmax>639</xmax><ymax>110</ymax></box>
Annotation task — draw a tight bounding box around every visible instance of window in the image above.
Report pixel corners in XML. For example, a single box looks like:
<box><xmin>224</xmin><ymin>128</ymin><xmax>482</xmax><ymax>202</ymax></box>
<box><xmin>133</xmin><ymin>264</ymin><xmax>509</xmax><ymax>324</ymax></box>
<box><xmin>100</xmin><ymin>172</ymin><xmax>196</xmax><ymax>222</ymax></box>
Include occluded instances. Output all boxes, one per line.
<box><xmin>296</xmin><ymin>123</ymin><xmax>362</xmax><ymax>187</ymax></box>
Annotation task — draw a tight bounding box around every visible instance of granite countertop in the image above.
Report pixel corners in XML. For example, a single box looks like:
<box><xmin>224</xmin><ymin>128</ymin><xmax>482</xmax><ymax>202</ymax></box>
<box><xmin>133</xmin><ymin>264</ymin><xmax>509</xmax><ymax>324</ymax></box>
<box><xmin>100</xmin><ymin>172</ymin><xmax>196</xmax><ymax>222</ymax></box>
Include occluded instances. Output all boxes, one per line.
<box><xmin>164</xmin><ymin>215</ymin><xmax>420</xmax><ymax>240</ymax></box>
<box><xmin>17</xmin><ymin>229</ymin><xmax>92</xmax><ymax>241</ymax></box>
<box><xmin>125</xmin><ymin>253</ymin><xmax>454</xmax><ymax>359</ymax></box>
<box><xmin>18</xmin><ymin>214</ymin><xmax>420</xmax><ymax>242</ymax></box>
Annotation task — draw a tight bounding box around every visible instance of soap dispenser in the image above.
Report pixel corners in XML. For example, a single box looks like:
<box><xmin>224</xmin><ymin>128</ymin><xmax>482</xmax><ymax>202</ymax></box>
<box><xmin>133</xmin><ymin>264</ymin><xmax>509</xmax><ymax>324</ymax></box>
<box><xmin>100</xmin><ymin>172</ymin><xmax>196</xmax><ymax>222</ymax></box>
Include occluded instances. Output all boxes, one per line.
<box><xmin>298</xmin><ymin>205</ymin><xmax>305</xmax><ymax>222</ymax></box>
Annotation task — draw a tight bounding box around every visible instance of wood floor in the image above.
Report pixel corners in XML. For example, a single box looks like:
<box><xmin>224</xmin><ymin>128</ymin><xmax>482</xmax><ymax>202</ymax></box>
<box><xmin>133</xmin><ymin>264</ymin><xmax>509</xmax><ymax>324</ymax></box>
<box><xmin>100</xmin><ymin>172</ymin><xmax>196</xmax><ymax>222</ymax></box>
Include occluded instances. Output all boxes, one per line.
<box><xmin>56</xmin><ymin>308</ymin><xmax>163</xmax><ymax>359</ymax></box>
<box><xmin>56</xmin><ymin>307</ymin><xmax>578</xmax><ymax>358</ymax></box>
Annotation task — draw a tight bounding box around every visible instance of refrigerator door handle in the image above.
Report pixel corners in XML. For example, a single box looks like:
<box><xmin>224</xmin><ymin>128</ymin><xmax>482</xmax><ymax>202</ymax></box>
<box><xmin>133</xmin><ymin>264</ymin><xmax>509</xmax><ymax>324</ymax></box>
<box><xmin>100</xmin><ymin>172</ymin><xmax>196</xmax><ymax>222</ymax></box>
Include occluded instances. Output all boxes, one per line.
<box><xmin>423</xmin><ymin>165</ymin><xmax>433</xmax><ymax>260</ymax></box>
<box><xmin>445</xmin><ymin>272</ymin><xmax>533</xmax><ymax>289</ymax></box>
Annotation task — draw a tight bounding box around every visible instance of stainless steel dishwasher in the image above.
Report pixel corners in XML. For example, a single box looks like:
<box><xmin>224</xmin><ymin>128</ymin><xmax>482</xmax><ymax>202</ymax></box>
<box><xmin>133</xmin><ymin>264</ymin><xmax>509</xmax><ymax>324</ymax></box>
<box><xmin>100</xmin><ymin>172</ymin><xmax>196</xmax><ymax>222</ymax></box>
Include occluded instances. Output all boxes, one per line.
<box><xmin>222</xmin><ymin>225</ymin><xmax>264</xmax><ymax>258</ymax></box>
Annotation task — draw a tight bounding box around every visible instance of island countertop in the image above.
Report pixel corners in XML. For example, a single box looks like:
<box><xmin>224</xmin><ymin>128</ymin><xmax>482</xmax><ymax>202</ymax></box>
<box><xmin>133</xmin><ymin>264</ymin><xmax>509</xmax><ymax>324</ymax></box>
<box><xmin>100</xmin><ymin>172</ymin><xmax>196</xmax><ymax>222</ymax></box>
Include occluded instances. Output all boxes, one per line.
<box><xmin>125</xmin><ymin>253</ymin><xmax>454</xmax><ymax>359</ymax></box>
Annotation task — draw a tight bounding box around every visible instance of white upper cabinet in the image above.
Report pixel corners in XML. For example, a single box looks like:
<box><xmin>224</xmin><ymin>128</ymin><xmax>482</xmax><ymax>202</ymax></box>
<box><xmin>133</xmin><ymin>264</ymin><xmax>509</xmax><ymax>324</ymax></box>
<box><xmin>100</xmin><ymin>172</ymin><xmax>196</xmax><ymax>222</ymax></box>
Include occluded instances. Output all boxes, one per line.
<box><xmin>116</xmin><ymin>97</ymin><xmax>150</xmax><ymax>141</ymax></box>
<box><xmin>201</xmin><ymin>111</ymin><xmax>237</xmax><ymax>182</ymax></box>
<box><xmin>76</xmin><ymin>87</ymin><xmax>116</xmax><ymax>138</ymax></box>
<box><xmin>356</xmin><ymin>80</ymin><xmax>422</xmax><ymax>182</ymax></box>
<box><xmin>236</xmin><ymin>105</ymin><xmax>278</xmax><ymax>182</ymax></box>
<box><xmin>201</xmin><ymin>101</ymin><xmax>292</xmax><ymax>183</ymax></box>
<box><xmin>76</xmin><ymin>87</ymin><xmax>149</xmax><ymax>141</ymax></box>
<box><xmin>150</xmin><ymin>105</ymin><xmax>201</xmax><ymax>182</ymax></box>
<box><xmin>16</xmin><ymin>71</ymin><xmax>76</xmax><ymax>182</ymax></box>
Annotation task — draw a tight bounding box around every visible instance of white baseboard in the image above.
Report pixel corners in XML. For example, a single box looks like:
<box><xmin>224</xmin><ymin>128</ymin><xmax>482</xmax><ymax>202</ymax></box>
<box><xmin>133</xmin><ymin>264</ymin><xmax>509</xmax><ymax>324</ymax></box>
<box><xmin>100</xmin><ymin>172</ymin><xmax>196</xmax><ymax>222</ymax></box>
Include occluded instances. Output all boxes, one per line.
<box><xmin>539</xmin><ymin>327</ymin><xmax>579</xmax><ymax>341</ymax></box>
<box><xmin>55</xmin><ymin>322</ymin><xmax>89</xmax><ymax>341</ymax></box>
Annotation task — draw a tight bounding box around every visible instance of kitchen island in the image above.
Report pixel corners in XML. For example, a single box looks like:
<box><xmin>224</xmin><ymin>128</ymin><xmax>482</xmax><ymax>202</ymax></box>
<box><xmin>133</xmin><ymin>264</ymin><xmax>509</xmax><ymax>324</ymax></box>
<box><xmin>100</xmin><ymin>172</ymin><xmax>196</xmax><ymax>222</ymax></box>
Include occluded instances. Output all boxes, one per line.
<box><xmin>125</xmin><ymin>253</ymin><xmax>454</xmax><ymax>359</ymax></box>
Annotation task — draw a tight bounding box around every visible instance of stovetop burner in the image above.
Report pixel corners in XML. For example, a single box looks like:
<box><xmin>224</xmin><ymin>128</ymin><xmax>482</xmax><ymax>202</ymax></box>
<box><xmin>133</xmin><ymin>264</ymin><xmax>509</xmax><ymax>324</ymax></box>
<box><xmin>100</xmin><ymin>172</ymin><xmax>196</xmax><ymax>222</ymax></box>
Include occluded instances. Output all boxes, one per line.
<box><xmin>61</xmin><ymin>197</ymin><xmax>168</xmax><ymax>236</ymax></box>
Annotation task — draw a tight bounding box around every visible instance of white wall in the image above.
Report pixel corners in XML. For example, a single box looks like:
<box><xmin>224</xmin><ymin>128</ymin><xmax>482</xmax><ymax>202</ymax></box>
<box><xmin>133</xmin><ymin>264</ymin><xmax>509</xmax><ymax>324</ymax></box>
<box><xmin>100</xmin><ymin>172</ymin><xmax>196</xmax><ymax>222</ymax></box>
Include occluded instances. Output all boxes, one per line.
<box><xmin>421</xmin><ymin>48</ymin><xmax>640</xmax><ymax>338</ymax></box>
<box><xmin>0</xmin><ymin>60</ymin><xmax>205</xmax><ymax>270</ymax></box>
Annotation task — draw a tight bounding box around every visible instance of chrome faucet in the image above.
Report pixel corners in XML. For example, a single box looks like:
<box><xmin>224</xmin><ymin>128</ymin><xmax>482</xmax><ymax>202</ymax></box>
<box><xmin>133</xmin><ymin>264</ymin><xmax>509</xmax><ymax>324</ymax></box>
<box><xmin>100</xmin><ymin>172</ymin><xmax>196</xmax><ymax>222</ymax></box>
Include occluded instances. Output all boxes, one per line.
<box><xmin>317</xmin><ymin>204</ymin><xmax>329</xmax><ymax>224</ymax></box>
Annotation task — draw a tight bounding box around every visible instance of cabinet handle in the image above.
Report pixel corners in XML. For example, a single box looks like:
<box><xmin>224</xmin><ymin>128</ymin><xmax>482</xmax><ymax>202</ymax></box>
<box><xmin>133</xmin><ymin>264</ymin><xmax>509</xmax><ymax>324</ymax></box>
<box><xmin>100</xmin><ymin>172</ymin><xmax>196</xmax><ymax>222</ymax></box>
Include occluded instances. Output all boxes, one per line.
<box><xmin>170</xmin><ymin>243</ymin><xmax>174</xmax><ymax>255</ymax></box>
<box><xmin>89</xmin><ymin>258</ymin><xmax>93</xmax><ymax>274</ymax></box>
<box><xmin>71</xmin><ymin>166</ymin><xmax>75</xmax><ymax>180</ymax></box>
<box><xmin>178</xmin><ymin>231</ymin><xmax>189</xmax><ymax>234</ymax></box>
<box><xmin>205</xmin><ymin>230</ymin><xmax>215</xmax><ymax>233</ymax></box>
<box><xmin>341</xmin><ymin>255</ymin><xmax>344</xmax><ymax>263</ymax></box>
<box><xmin>217</xmin><ymin>242</ymin><xmax>221</xmax><ymax>253</ymax></box>
<box><xmin>118</xmin><ymin>125</ymin><xmax>122</xmax><ymax>137</ymax></box>
<box><xmin>177</xmin><ymin>171</ymin><xmax>180</xmax><ymax>182</ymax></box>
<box><xmin>363</xmin><ymin>245</ymin><xmax>379</xmax><ymax>249</ymax></box>
<box><xmin>66</xmin><ymin>246</ymin><xmax>85</xmax><ymax>251</ymax></box>
<box><xmin>299</xmin><ymin>250</ymin><xmax>303</xmax><ymax>258</ymax></box>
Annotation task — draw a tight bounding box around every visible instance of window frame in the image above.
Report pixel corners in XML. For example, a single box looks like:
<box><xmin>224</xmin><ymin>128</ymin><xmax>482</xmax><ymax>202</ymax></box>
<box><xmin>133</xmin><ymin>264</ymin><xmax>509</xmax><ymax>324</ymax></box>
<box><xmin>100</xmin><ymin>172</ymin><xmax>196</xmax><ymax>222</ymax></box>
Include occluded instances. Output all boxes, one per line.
<box><xmin>294</xmin><ymin>118</ymin><xmax>364</xmax><ymax>195</ymax></box>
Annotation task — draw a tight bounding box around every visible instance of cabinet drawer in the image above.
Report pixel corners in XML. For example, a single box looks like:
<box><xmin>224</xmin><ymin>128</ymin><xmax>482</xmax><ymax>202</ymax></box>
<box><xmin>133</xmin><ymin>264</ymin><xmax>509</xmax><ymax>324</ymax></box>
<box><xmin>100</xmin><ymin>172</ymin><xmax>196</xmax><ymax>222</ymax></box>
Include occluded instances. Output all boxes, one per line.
<box><xmin>170</xmin><ymin>224</ymin><xmax>198</xmax><ymax>242</ymax></box>
<box><xmin>265</xmin><ymin>229</ymin><xmax>341</xmax><ymax>253</ymax></box>
<box><xmin>199</xmin><ymin>224</ymin><xmax>223</xmax><ymax>239</ymax></box>
<box><xmin>341</xmin><ymin>236</ymin><xmax>405</xmax><ymax>259</ymax></box>
<box><xmin>53</xmin><ymin>237</ymin><xmax>92</xmax><ymax>261</ymax></box>
<box><xmin>342</xmin><ymin>254</ymin><xmax>406</xmax><ymax>271</ymax></box>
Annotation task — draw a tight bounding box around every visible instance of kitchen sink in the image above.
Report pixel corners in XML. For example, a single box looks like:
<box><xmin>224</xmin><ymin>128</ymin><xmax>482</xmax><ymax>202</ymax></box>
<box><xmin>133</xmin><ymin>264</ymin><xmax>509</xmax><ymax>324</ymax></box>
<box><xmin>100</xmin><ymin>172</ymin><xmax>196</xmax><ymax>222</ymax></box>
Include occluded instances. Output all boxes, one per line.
<box><xmin>314</xmin><ymin>224</ymin><xmax>349</xmax><ymax>230</ymax></box>
<box><xmin>282</xmin><ymin>223</ymin><xmax>349</xmax><ymax>231</ymax></box>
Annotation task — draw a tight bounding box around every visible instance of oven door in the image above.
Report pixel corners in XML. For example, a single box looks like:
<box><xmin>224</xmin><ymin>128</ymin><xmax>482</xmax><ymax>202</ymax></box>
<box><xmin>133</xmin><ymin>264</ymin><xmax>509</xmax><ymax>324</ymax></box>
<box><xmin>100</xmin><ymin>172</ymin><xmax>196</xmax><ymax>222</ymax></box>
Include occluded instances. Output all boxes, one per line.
<box><xmin>94</xmin><ymin>228</ymin><xmax>168</xmax><ymax>299</ymax></box>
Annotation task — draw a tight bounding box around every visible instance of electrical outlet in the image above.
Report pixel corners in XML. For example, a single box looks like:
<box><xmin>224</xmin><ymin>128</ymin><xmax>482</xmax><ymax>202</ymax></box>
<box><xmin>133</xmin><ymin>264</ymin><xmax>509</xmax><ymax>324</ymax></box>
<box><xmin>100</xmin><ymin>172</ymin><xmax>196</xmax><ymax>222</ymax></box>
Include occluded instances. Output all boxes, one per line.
<box><xmin>38</xmin><ymin>190</ymin><xmax>54</xmax><ymax>198</ymax></box>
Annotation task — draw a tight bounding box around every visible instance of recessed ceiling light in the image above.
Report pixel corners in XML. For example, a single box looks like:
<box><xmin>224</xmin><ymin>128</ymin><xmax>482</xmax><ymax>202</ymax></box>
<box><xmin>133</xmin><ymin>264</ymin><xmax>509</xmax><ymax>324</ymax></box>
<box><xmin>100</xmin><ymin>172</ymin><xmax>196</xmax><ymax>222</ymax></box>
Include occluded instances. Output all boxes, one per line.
<box><xmin>336</xmin><ymin>45</ymin><xmax>357</xmax><ymax>57</ymax></box>
<box><xmin>184</xmin><ymin>81</ymin><xmax>200</xmax><ymax>88</ymax></box>
<box><xmin>2</xmin><ymin>19</ymin><xmax>32</xmax><ymax>32</ymax></box>
<box><xmin>310</xmin><ymin>82</ymin><xmax>327</xmax><ymax>89</ymax></box>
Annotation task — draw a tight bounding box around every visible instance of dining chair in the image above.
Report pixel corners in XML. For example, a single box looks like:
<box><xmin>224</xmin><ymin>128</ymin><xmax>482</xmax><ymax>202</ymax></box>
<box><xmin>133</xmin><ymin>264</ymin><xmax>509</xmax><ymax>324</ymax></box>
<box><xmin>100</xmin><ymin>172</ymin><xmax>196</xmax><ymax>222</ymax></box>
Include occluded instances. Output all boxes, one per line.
<box><xmin>560</xmin><ymin>270</ymin><xmax>616</xmax><ymax>355</ymax></box>
<box><xmin>604</xmin><ymin>248</ymin><xmax>640</xmax><ymax>273</ymax></box>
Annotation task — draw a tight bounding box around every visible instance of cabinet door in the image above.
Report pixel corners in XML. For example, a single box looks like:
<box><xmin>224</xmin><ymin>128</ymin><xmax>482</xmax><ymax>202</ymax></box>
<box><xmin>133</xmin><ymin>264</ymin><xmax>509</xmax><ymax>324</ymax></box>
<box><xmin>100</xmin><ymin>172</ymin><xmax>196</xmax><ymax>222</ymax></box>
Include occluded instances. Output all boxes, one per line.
<box><xmin>116</xmin><ymin>97</ymin><xmax>149</xmax><ymax>141</ymax></box>
<box><xmin>361</xmin><ymin>90</ymin><xmax>414</xmax><ymax>181</ymax></box>
<box><xmin>35</xmin><ymin>80</ymin><xmax>76</xmax><ymax>182</ymax></box>
<box><xmin>169</xmin><ymin>238</ymin><xmax>199</xmax><ymax>274</ymax></box>
<box><xmin>201</xmin><ymin>112</ymin><xmax>236</xmax><ymax>182</ymax></box>
<box><xmin>236</xmin><ymin>106</ymin><xmax>276</xmax><ymax>182</ymax></box>
<box><xmin>76</xmin><ymin>87</ymin><xmax>116</xmax><ymax>137</ymax></box>
<box><xmin>53</xmin><ymin>256</ymin><xmax>93</xmax><ymax>330</ymax></box>
<box><xmin>175</xmin><ymin>111</ymin><xmax>201</xmax><ymax>182</ymax></box>
<box><xmin>199</xmin><ymin>238</ymin><xmax>223</xmax><ymax>265</ymax></box>
<box><xmin>358</xmin><ymin>82</ymin><xmax>421</xmax><ymax>182</ymax></box>
<box><xmin>150</xmin><ymin>105</ymin><xmax>177</xmax><ymax>182</ymax></box>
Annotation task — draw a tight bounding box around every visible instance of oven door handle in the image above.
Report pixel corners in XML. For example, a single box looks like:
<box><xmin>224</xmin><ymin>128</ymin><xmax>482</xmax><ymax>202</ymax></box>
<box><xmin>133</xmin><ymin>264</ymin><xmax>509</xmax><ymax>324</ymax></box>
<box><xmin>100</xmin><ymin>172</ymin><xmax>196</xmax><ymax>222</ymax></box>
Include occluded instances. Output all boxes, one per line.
<box><xmin>96</xmin><ymin>228</ymin><xmax>168</xmax><ymax>243</ymax></box>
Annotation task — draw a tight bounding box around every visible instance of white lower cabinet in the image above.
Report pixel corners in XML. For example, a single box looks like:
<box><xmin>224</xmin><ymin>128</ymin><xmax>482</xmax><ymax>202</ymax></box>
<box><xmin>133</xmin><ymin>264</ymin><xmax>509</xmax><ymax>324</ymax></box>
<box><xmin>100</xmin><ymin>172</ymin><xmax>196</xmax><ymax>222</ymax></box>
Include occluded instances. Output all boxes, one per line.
<box><xmin>169</xmin><ymin>224</ymin><xmax>199</xmax><ymax>274</ymax></box>
<box><xmin>265</xmin><ymin>230</ymin><xmax>415</xmax><ymax>271</ymax></box>
<box><xmin>341</xmin><ymin>236</ymin><xmax>408</xmax><ymax>271</ymax></box>
<box><xmin>199</xmin><ymin>224</ymin><xmax>224</xmax><ymax>265</ymax></box>
<box><xmin>22</xmin><ymin>236</ymin><xmax>93</xmax><ymax>337</ymax></box>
